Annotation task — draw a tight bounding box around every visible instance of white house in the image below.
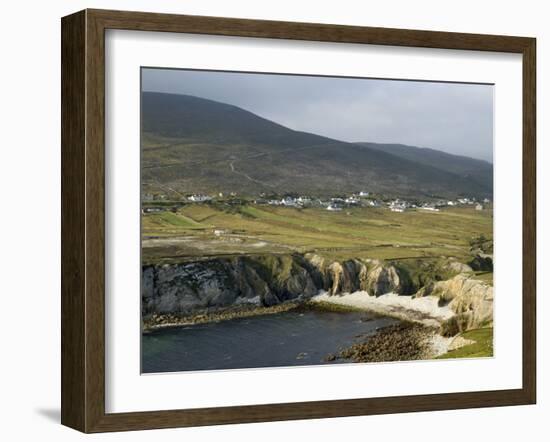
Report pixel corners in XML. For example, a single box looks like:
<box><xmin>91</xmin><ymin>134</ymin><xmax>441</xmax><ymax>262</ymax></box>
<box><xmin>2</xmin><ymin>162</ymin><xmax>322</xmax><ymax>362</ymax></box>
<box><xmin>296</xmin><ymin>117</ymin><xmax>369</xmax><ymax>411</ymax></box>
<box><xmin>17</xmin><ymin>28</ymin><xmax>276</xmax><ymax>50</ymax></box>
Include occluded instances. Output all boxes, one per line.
<box><xmin>188</xmin><ymin>194</ymin><xmax>212</xmax><ymax>202</ymax></box>
<box><xmin>143</xmin><ymin>207</ymin><xmax>164</xmax><ymax>214</ymax></box>
<box><xmin>389</xmin><ymin>200</ymin><xmax>407</xmax><ymax>212</ymax></box>
<box><xmin>281</xmin><ymin>197</ymin><xmax>297</xmax><ymax>207</ymax></box>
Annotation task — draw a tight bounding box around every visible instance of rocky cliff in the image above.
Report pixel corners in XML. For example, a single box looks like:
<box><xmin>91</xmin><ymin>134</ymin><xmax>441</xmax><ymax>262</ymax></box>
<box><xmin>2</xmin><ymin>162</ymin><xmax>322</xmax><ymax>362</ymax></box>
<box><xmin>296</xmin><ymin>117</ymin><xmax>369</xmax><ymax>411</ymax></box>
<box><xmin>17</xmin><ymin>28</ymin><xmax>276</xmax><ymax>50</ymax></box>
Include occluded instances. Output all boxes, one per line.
<box><xmin>415</xmin><ymin>274</ymin><xmax>494</xmax><ymax>335</ymax></box>
<box><xmin>142</xmin><ymin>253</ymin><xmax>493</xmax><ymax>336</ymax></box>
<box><xmin>143</xmin><ymin>254</ymin><xmax>464</xmax><ymax>315</ymax></box>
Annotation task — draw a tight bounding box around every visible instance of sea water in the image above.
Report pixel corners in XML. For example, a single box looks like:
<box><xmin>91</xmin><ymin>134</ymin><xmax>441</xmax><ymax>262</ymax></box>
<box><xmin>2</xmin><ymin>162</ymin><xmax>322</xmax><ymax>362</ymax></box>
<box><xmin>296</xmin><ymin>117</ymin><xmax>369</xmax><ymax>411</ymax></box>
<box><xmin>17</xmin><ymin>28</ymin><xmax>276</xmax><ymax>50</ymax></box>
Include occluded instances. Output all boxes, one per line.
<box><xmin>142</xmin><ymin>309</ymin><xmax>397</xmax><ymax>373</ymax></box>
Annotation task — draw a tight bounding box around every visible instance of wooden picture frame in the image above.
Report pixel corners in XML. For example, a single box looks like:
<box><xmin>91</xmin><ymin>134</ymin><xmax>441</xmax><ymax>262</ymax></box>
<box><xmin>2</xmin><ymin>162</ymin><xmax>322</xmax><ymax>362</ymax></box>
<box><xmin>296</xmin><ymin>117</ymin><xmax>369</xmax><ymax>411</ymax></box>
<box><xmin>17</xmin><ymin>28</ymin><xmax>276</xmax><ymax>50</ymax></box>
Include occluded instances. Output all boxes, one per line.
<box><xmin>61</xmin><ymin>8</ymin><xmax>536</xmax><ymax>433</ymax></box>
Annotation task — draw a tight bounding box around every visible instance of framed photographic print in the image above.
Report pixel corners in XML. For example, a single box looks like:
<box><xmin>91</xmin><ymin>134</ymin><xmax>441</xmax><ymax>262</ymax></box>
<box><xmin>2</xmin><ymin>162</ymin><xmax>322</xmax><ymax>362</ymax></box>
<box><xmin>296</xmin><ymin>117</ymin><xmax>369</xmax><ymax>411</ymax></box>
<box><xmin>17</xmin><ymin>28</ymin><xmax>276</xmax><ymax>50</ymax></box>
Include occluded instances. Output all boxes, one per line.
<box><xmin>61</xmin><ymin>9</ymin><xmax>536</xmax><ymax>433</ymax></box>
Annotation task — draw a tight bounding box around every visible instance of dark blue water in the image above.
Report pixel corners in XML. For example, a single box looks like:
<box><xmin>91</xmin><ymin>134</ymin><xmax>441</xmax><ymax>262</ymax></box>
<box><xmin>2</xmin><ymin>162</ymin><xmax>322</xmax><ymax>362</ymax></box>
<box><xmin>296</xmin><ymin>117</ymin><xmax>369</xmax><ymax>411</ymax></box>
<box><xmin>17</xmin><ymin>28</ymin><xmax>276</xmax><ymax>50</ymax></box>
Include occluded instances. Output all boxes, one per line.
<box><xmin>142</xmin><ymin>309</ymin><xmax>397</xmax><ymax>373</ymax></box>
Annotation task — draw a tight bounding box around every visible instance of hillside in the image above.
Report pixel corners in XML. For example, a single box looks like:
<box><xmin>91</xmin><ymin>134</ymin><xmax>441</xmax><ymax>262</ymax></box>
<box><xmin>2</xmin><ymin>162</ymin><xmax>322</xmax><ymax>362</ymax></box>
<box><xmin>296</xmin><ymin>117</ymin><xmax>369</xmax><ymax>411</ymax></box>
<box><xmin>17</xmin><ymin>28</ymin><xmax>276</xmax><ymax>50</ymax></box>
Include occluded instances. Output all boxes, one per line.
<box><xmin>356</xmin><ymin>142</ymin><xmax>493</xmax><ymax>194</ymax></box>
<box><xmin>141</xmin><ymin>92</ymin><xmax>493</xmax><ymax>199</ymax></box>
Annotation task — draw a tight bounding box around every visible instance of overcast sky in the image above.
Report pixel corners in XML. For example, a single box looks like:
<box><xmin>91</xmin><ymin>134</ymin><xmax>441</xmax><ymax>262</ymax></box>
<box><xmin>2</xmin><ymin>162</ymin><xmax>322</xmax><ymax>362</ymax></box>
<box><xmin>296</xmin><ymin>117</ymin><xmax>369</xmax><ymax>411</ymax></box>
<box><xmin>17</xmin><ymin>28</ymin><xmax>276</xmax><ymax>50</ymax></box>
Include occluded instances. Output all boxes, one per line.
<box><xmin>142</xmin><ymin>68</ymin><xmax>494</xmax><ymax>162</ymax></box>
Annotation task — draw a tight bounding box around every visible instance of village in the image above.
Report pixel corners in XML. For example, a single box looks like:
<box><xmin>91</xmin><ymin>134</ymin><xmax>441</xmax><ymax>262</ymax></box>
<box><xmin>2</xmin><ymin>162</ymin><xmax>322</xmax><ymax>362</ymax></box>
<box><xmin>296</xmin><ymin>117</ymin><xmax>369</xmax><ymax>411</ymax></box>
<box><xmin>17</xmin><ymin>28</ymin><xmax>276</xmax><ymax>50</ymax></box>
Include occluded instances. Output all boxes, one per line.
<box><xmin>142</xmin><ymin>190</ymin><xmax>491</xmax><ymax>214</ymax></box>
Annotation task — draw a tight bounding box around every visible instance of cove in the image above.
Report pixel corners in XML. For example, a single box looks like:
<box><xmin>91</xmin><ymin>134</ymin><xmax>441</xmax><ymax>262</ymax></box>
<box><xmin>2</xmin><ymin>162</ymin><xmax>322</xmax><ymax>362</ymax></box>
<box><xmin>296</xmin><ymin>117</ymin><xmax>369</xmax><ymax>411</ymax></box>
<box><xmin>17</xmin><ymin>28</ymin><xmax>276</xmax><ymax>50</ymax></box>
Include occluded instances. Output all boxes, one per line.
<box><xmin>142</xmin><ymin>309</ymin><xmax>397</xmax><ymax>373</ymax></box>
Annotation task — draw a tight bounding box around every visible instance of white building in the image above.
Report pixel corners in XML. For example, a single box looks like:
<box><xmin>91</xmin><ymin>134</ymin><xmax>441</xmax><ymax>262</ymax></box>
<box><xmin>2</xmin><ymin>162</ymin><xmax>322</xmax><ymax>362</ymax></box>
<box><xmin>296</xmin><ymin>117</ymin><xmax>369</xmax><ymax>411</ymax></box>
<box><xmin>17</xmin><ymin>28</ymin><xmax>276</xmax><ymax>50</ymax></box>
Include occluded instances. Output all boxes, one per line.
<box><xmin>389</xmin><ymin>199</ymin><xmax>409</xmax><ymax>212</ymax></box>
<box><xmin>188</xmin><ymin>194</ymin><xmax>212</xmax><ymax>202</ymax></box>
<box><xmin>281</xmin><ymin>197</ymin><xmax>297</xmax><ymax>207</ymax></box>
<box><xmin>142</xmin><ymin>207</ymin><xmax>164</xmax><ymax>213</ymax></box>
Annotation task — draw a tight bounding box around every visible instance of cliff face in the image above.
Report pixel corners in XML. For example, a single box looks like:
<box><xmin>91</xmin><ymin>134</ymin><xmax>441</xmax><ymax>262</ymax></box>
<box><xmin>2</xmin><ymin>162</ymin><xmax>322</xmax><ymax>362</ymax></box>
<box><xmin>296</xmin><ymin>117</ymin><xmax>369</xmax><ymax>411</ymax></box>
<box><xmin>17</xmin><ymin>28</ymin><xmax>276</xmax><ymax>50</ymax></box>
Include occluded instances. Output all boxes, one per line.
<box><xmin>143</xmin><ymin>255</ymin><xmax>310</xmax><ymax>315</ymax></box>
<box><xmin>415</xmin><ymin>274</ymin><xmax>494</xmax><ymax>335</ymax></box>
<box><xmin>142</xmin><ymin>253</ymin><xmax>493</xmax><ymax>336</ymax></box>
<box><xmin>142</xmin><ymin>254</ymin><xmax>410</xmax><ymax>315</ymax></box>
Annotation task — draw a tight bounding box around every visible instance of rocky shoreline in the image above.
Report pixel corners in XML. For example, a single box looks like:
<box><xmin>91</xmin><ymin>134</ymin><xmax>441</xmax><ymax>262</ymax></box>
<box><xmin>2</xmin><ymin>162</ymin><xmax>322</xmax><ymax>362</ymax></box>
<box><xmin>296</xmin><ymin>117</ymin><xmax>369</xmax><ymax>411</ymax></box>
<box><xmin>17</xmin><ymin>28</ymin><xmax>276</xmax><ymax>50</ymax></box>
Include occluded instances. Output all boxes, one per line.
<box><xmin>143</xmin><ymin>301</ymin><xmax>302</xmax><ymax>331</ymax></box>
<box><xmin>143</xmin><ymin>299</ymin><xmax>386</xmax><ymax>330</ymax></box>
<box><xmin>328</xmin><ymin>322</ymin><xmax>439</xmax><ymax>363</ymax></box>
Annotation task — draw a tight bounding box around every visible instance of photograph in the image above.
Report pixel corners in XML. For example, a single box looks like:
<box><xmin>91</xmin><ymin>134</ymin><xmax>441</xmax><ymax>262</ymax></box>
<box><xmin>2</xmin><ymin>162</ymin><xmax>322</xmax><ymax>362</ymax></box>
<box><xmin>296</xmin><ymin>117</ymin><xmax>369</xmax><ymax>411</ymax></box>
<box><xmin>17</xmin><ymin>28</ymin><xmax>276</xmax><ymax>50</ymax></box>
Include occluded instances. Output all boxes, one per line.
<box><xmin>140</xmin><ymin>68</ymin><xmax>494</xmax><ymax>373</ymax></box>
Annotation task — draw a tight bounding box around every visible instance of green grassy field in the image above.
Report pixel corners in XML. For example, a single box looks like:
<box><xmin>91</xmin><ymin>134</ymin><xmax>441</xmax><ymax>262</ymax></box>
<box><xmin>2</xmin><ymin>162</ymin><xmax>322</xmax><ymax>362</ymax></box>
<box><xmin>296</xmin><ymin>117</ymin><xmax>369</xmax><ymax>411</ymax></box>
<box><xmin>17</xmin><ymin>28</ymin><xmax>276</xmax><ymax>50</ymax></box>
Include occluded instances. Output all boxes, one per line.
<box><xmin>437</xmin><ymin>328</ymin><xmax>494</xmax><ymax>359</ymax></box>
<box><xmin>142</xmin><ymin>203</ymin><xmax>493</xmax><ymax>265</ymax></box>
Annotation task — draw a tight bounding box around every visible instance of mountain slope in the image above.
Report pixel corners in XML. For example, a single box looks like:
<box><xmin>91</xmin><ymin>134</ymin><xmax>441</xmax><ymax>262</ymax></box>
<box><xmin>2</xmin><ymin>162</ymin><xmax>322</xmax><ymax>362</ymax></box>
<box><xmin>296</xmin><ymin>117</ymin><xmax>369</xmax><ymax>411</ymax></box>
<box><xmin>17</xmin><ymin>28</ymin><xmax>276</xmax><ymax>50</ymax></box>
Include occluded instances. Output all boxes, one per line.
<box><xmin>141</xmin><ymin>92</ymin><xmax>493</xmax><ymax>199</ymax></box>
<box><xmin>142</xmin><ymin>92</ymin><xmax>333</xmax><ymax>148</ymax></box>
<box><xmin>356</xmin><ymin>142</ymin><xmax>493</xmax><ymax>194</ymax></box>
